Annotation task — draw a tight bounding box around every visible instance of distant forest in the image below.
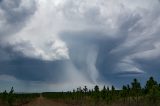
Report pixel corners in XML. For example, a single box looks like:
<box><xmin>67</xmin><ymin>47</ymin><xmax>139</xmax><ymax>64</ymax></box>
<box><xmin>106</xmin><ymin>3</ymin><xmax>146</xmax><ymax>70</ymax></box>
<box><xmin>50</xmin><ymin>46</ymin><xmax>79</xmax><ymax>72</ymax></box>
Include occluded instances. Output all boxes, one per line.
<box><xmin>0</xmin><ymin>77</ymin><xmax>160</xmax><ymax>106</ymax></box>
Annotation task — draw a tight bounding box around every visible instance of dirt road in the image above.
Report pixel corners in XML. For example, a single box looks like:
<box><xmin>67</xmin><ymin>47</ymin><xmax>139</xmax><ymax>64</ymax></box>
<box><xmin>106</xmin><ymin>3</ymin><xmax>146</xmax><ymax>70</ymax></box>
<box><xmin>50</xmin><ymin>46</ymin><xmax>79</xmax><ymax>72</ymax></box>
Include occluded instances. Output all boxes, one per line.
<box><xmin>23</xmin><ymin>95</ymin><xmax>68</xmax><ymax>106</ymax></box>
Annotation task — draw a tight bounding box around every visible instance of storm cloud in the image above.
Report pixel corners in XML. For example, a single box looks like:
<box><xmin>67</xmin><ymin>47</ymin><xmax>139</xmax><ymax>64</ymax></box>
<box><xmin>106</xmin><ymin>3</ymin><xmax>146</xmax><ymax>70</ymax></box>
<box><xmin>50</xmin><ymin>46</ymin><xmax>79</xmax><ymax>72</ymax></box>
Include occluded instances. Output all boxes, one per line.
<box><xmin>0</xmin><ymin>0</ymin><xmax>36</xmax><ymax>37</ymax></box>
<box><xmin>0</xmin><ymin>0</ymin><xmax>160</xmax><ymax>92</ymax></box>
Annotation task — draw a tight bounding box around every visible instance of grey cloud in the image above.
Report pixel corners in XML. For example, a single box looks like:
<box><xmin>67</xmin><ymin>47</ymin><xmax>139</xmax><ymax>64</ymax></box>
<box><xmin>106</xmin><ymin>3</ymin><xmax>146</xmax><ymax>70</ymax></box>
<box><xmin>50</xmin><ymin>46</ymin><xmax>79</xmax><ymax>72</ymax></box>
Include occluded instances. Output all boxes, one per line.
<box><xmin>60</xmin><ymin>0</ymin><xmax>106</xmax><ymax>26</ymax></box>
<box><xmin>0</xmin><ymin>0</ymin><xmax>36</xmax><ymax>37</ymax></box>
<box><xmin>0</xmin><ymin>0</ymin><xmax>160</xmax><ymax>91</ymax></box>
<box><xmin>59</xmin><ymin>2</ymin><xmax>160</xmax><ymax>86</ymax></box>
<box><xmin>0</xmin><ymin>45</ymin><xmax>70</xmax><ymax>83</ymax></box>
<box><xmin>60</xmin><ymin>30</ymin><xmax>129</xmax><ymax>84</ymax></box>
<box><xmin>0</xmin><ymin>59</ymin><xmax>69</xmax><ymax>82</ymax></box>
<box><xmin>82</xmin><ymin>6</ymin><xmax>102</xmax><ymax>25</ymax></box>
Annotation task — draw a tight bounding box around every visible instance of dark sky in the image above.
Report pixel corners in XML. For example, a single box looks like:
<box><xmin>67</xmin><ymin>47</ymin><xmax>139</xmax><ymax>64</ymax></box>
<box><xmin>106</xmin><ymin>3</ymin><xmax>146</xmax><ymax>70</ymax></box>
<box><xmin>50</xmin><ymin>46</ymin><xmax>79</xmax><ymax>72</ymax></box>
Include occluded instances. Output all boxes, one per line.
<box><xmin>0</xmin><ymin>0</ymin><xmax>160</xmax><ymax>92</ymax></box>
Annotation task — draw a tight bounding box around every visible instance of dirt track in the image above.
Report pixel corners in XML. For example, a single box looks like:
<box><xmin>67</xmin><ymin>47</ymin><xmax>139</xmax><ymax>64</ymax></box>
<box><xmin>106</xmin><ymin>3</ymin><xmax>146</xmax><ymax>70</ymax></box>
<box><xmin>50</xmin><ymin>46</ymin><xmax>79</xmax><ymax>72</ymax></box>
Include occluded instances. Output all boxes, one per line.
<box><xmin>23</xmin><ymin>95</ymin><xmax>68</xmax><ymax>106</ymax></box>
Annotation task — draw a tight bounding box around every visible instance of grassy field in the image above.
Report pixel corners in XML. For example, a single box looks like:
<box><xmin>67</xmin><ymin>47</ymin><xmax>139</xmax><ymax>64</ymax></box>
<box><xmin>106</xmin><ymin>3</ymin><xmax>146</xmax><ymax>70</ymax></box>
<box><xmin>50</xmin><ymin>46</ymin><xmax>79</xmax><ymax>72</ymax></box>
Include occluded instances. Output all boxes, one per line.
<box><xmin>0</xmin><ymin>92</ymin><xmax>160</xmax><ymax>106</ymax></box>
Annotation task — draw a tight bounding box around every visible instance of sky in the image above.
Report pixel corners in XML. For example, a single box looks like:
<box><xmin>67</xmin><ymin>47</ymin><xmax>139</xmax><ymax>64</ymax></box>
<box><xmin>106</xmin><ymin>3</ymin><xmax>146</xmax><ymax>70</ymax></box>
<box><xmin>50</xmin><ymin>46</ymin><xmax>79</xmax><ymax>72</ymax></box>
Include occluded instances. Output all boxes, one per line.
<box><xmin>0</xmin><ymin>0</ymin><xmax>160</xmax><ymax>92</ymax></box>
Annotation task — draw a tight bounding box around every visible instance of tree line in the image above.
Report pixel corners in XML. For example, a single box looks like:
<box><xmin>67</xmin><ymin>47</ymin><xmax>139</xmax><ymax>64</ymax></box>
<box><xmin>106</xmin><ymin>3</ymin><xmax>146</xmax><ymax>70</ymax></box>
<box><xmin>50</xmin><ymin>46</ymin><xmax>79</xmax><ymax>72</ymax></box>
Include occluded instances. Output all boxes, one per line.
<box><xmin>0</xmin><ymin>87</ymin><xmax>40</xmax><ymax>106</ymax></box>
<box><xmin>43</xmin><ymin>77</ymin><xmax>160</xmax><ymax>106</ymax></box>
<box><xmin>1</xmin><ymin>76</ymin><xmax>160</xmax><ymax>106</ymax></box>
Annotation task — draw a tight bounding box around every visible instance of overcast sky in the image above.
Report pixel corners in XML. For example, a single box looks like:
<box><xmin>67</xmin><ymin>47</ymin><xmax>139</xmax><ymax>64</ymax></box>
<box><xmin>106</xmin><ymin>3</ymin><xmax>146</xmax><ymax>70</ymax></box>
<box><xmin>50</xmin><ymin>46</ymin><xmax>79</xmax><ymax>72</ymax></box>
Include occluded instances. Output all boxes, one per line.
<box><xmin>0</xmin><ymin>0</ymin><xmax>160</xmax><ymax>92</ymax></box>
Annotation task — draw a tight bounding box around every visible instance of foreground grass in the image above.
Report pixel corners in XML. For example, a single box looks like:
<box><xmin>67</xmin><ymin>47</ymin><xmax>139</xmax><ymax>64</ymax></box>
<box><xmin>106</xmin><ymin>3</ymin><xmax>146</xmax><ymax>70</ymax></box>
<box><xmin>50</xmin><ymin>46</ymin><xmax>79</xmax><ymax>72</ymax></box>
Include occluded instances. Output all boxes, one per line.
<box><xmin>0</xmin><ymin>94</ymin><xmax>160</xmax><ymax>106</ymax></box>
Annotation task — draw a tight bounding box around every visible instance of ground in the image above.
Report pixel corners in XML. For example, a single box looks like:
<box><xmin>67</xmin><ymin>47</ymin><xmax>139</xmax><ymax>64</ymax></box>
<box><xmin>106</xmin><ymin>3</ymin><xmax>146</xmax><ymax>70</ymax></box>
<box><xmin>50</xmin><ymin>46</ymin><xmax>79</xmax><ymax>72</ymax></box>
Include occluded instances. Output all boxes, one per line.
<box><xmin>23</xmin><ymin>95</ymin><xmax>68</xmax><ymax>106</ymax></box>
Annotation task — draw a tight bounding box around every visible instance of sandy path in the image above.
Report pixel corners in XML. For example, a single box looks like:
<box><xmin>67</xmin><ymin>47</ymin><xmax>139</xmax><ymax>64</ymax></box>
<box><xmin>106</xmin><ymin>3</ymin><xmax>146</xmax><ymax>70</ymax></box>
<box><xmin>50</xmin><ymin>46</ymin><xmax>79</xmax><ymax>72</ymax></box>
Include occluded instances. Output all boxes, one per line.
<box><xmin>23</xmin><ymin>95</ymin><xmax>68</xmax><ymax>106</ymax></box>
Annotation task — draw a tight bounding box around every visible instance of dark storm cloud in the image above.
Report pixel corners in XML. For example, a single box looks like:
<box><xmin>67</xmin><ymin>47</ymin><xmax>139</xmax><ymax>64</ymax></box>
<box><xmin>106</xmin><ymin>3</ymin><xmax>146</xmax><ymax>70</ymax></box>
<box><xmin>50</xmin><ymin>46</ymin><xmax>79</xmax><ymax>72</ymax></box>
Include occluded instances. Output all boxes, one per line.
<box><xmin>59</xmin><ymin>11</ymin><xmax>143</xmax><ymax>84</ymax></box>
<box><xmin>60</xmin><ymin>30</ymin><xmax>124</xmax><ymax>71</ymax></box>
<box><xmin>58</xmin><ymin>2</ymin><xmax>160</xmax><ymax>86</ymax></box>
<box><xmin>0</xmin><ymin>0</ymin><xmax>160</xmax><ymax>91</ymax></box>
<box><xmin>0</xmin><ymin>46</ymin><xmax>69</xmax><ymax>83</ymax></box>
<box><xmin>0</xmin><ymin>59</ymin><xmax>68</xmax><ymax>82</ymax></box>
<box><xmin>0</xmin><ymin>0</ymin><xmax>36</xmax><ymax>37</ymax></box>
<box><xmin>132</xmin><ymin>54</ymin><xmax>160</xmax><ymax>78</ymax></box>
<box><xmin>60</xmin><ymin>29</ymin><xmax>145</xmax><ymax>86</ymax></box>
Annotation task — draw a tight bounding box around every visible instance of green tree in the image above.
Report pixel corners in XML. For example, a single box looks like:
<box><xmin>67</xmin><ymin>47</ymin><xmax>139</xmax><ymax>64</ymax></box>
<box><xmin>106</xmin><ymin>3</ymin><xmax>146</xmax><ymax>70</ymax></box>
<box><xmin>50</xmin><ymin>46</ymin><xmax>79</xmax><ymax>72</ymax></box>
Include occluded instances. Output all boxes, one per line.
<box><xmin>83</xmin><ymin>86</ymin><xmax>88</xmax><ymax>101</ymax></box>
<box><xmin>145</xmin><ymin>77</ymin><xmax>158</xmax><ymax>93</ymax></box>
<box><xmin>127</xmin><ymin>84</ymin><xmax>131</xmax><ymax>104</ymax></box>
<box><xmin>2</xmin><ymin>90</ymin><xmax>8</xmax><ymax>105</ymax></box>
<box><xmin>8</xmin><ymin>87</ymin><xmax>15</xmax><ymax>106</ymax></box>
<box><xmin>122</xmin><ymin>85</ymin><xmax>127</xmax><ymax>104</ymax></box>
<box><xmin>94</xmin><ymin>85</ymin><xmax>99</xmax><ymax>92</ymax></box>
<box><xmin>106</xmin><ymin>86</ymin><xmax>110</xmax><ymax>104</ymax></box>
<box><xmin>148</xmin><ymin>85</ymin><xmax>160</xmax><ymax>104</ymax></box>
<box><xmin>131</xmin><ymin>78</ymin><xmax>141</xmax><ymax>104</ymax></box>
<box><xmin>83</xmin><ymin>86</ymin><xmax>88</xmax><ymax>94</ymax></box>
<box><xmin>111</xmin><ymin>85</ymin><xmax>116</xmax><ymax>102</ymax></box>
<box><xmin>101</xmin><ymin>86</ymin><xmax>107</xmax><ymax>99</ymax></box>
<box><xmin>111</xmin><ymin>85</ymin><xmax>115</xmax><ymax>91</ymax></box>
<box><xmin>94</xmin><ymin>85</ymin><xmax>100</xmax><ymax>105</ymax></box>
<box><xmin>102</xmin><ymin>85</ymin><xmax>106</xmax><ymax>92</ymax></box>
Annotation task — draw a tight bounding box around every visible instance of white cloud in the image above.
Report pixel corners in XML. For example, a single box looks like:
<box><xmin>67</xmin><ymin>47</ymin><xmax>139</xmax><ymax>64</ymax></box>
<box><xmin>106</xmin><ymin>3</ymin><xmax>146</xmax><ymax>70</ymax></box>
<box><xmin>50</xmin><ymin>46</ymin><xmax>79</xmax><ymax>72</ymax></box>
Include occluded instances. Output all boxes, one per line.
<box><xmin>6</xmin><ymin>39</ymin><xmax>69</xmax><ymax>61</ymax></box>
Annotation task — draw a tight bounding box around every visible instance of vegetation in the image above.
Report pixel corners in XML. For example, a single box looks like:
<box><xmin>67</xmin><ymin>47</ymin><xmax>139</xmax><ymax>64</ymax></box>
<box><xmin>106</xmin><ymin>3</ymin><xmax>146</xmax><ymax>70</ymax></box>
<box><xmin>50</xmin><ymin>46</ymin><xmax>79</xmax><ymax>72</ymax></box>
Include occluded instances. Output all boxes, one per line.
<box><xmin>0</xmin><ymin>87</ymin><xmax>40</xmax><ymax>106</ymax></box>
<box><xmin>42</xmin><ymin>77</ymin><xmax>160</xmax><ymax>106</ymax></box>
<box><xmin>1</xmin><ymin>76</ymin><xmax>160</xmax><ymax>106</ymax></box>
